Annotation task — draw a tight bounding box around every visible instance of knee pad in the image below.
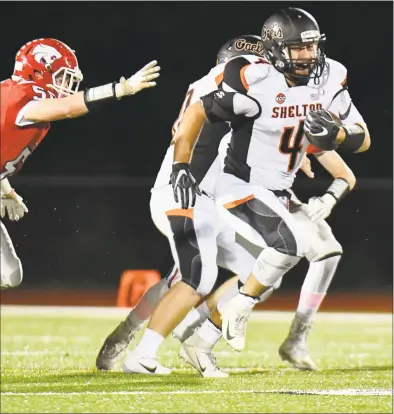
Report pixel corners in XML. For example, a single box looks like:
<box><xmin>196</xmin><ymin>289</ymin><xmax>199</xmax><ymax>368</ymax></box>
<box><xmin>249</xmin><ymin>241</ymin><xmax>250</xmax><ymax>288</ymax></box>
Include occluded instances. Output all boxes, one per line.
<box><xmin>306</xmin><ymin>222</ymin><xmax>343</xmax><ymax>262</ymax></box>
<box><xmin>258</xmin><ymin>275</ymin><xmax>283</xmax><ymax>302</ymax></box>
<box><xmin>195</xmin><ymin>262</ymin><xmax>218</xmax><ymax>297</ymax></box>
<box><xmin>273</xmin><ymin>276</ymin><xmax>283</xmax><ymax>290</ymax></box>
<box><xmin>252</xmin><ymin>247</ymin><xmax>300</xmax><ymax>287</ymax></box>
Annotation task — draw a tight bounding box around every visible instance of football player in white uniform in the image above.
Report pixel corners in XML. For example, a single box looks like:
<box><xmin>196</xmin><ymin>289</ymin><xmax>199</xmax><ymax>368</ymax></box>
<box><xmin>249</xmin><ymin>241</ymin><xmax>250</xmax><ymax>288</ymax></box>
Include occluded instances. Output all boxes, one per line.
<box><xmin>97</xmin><ymin>35</ymin><xmax>266</xmax><ymax>377</ymax></box>
<box><xmin>179</xmin><ymin>139</ymin><xmax>356</xmax><ymax>376</ymax></box>
<box><xmin>171</xmin><ymin>7</ymin><xmax>370</xmax><ymax>356</ymax></box>
<box><xmin>97</xmin><ymin>20</ymin><xmax>363</xmax><ymax>376</ymax></box>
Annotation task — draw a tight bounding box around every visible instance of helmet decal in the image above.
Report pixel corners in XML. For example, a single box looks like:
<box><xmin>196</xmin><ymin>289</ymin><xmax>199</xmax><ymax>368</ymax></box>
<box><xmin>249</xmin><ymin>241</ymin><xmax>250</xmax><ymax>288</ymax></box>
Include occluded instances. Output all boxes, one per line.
<box><xmin>217</xmin><ymin>34</ymin><xmax>265</xmax><ymax>64</ymax></box>
<box><xmin>233</xmin><ymin>38</ymin><xmax>264</xmax><ymax>55</ymax></box>
<box><xmin>32</xmin><ymin>44</ymin><xmax>62</xmax><ymax>70</ymax></box>
<box><xmin>262</xmin><ymin>23</ymin><xmax>284</xmax><ymax>41</ymax></box>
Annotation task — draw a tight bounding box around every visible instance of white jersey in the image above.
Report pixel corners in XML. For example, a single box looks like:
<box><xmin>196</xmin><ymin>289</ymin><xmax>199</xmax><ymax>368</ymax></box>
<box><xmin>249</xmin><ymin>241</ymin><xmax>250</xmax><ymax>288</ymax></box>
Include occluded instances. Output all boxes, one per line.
<box><xmin>171</xmin><ymin>63</ymin><xmax>225</xmax><ymax>137</ymax></box>
<box><xmin>207</xmin><ymin>56</ymin><xmax>364</xmax><ymax>191</ymax></box>
<box><xmin>152</xmin><ymin>63</ymin><xmax>229</xmax><ymax>196</ymax></box>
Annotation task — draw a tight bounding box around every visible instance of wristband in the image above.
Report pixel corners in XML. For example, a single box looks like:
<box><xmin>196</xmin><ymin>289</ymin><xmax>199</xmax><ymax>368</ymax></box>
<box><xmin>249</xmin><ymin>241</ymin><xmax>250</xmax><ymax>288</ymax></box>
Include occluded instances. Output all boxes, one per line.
<box><xmin>326</xmin><ymin>178</ymin><xmax>350</xmax><ymax>202</ymax></box>
<box><xmin>84</xmin><ymin>81</ymin><xmax>117</xmax><ymax>110</ymax></box>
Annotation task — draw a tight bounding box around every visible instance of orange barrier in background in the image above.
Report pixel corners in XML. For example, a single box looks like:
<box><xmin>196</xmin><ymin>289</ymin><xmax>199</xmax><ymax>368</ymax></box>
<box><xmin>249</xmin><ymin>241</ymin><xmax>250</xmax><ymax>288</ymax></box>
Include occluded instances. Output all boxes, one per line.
<box><xmin>116</xmin><ymin>270</ymin><xmax>161</xmax><ymax>307</ymax></box>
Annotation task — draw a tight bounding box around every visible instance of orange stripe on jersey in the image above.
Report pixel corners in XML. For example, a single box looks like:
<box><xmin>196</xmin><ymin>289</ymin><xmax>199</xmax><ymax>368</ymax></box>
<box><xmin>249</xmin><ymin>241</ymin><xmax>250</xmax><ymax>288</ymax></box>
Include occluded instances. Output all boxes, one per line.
<box><xmin>166</xmin><ymin>208</ymin><xmax>194</xmax><ymax>220</ymax></box>
<box><xmin>341</xmin><ymin>76</ymin><xmax>347</xmax><ymax>87</ymax></box>
<box><xmin>240</xmin><ymin>65</ymin><xmax>250</xmax><ymax>91</ymax></box>
<box><xmin>215</xmin><ymin>72</ymin><xmax>224</xmax><ymax>86</ymax></box>
<box><xmin>223</xmin><ymin>194</ymin><xmax>255</xmax><ymax>209</ymax></box>
<box><xmin>306</xmin><ymin>144</ymin><xmax>324</xmax><ymax>154</ymax></box>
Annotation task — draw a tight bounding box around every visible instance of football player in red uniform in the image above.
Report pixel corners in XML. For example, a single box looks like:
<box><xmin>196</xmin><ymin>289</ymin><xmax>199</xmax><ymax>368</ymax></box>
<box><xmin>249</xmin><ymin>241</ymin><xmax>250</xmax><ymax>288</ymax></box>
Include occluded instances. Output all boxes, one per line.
<box><xmin>0</xmin><ymin>38</ymin><xmax>160</xmax><ymax>289</ymax></box>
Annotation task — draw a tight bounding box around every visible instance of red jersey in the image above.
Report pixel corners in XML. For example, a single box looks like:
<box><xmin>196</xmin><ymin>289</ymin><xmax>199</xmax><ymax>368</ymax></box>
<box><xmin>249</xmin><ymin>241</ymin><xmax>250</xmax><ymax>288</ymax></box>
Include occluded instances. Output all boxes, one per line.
<box><xmin>0</xmin><ymin>79</ymin><xmax>55</xmax><ymax>179</ymax></box>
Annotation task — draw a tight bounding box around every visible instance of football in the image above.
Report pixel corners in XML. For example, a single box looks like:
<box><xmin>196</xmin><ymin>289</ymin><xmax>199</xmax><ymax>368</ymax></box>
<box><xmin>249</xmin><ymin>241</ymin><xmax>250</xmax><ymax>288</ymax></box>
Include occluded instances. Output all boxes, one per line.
<box><xmin>304</xmin><ymin>110</ymin><xmax>341</xmax><ymax>151</ymax></box>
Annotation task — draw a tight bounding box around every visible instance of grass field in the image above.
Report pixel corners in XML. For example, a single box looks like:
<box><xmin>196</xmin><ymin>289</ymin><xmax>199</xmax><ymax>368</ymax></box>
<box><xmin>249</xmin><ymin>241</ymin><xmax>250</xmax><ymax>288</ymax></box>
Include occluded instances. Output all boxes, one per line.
<box><xmin>1</xmin><ymin>306</ymin><xmax>392</xmax><ymax>413</ymax></box>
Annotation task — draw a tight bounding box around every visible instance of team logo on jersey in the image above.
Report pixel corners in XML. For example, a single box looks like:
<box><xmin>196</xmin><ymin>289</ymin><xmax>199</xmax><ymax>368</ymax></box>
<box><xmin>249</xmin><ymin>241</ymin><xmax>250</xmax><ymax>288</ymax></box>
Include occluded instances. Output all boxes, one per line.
<box><xmin>32</xmin><ymin>44</ymin><xmax>62</xmax><ymax>70</ymax></box>
<box><xmin>310</xmin><ymin>92</ymin><xmax>319</xmax><ymax>101</ymax></box>
<box><xmin>234</xmin><ymin>39</ymin><xmax>264</xmax><ymax>56</ymax></box>
<box><xmin>276</xmin><ymin>93</ymin><xmax>286</xmax><ymax>104</ymax></box>
<box><xmin>262</xmin><ymin>23</ymin><xmax>284</xmax><ymax>41</ymax></box>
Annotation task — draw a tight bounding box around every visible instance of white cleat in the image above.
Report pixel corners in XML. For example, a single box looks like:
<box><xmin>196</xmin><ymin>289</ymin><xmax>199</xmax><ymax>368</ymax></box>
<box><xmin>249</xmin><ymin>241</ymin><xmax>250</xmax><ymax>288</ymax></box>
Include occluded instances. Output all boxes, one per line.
<box><xmin>179</xmin><ymin>345</ymin><xmax>192</xmax><ymax>365</ymax></box>
<box><xmin>173</xmin><ymin>323</ymin><xmax>198</xmax><ymax>344</ymax></box>
<box><xmin>96</xmin><ymin>320</ymin><xmax>140</xmax><ymax>371</ymax></box>
<box><xmin>180</xmin><ymin>340</ymin><xmax>229</xmax><ymax>378</ymax></box>
<box><xmin>123</xmin><ymin>355</ymin><xmax>172</xmax><ymax>375</ymax></box>
<box><xmin>278</xmin><ymin>338</ymin><xmax>317</xmax><ymax>371</ymax></box>
<box><xmin>221</xmin><ymin>294</ymin><xmax>257</xmax><ymax>352</ymax></box>
<box><xmin>278</xmin><ymin>314</ymin><xmax>317</xmax><ymax>371</ymax></box>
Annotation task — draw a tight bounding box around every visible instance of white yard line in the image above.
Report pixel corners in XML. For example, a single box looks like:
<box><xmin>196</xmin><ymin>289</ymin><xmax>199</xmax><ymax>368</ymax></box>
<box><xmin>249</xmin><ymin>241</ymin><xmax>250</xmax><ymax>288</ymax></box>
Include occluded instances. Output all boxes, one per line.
<box><xmin>1</xmin><ymin>350</ymin><xmax>94</xmax><ymax>356</ymax></box>
<box><xmin>1</xmin><ymin>335</ymin><xmax>90</xmax><ymax>342</ymax></box>
<box><xmin>1</xmin><ymin>306</ymin><xmax>392</xmax><ymax>323</ymax></box>
<box><xmin>1</xmin><ymin>389</ymin><xmax>392</xmax><ymax>397</ymax></box>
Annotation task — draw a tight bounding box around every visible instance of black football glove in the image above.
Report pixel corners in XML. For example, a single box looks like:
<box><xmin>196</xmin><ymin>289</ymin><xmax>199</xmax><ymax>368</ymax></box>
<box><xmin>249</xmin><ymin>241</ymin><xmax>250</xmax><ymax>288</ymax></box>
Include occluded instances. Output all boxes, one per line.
<box><xmin>170</xmin><ymin>163</ymin><xmax>202</xmax><ymax>209</ymax></box>
<box><xmin>304</xmin><ymin>109</ymin><xmax>340</xmax><ymax>151</ymax></box>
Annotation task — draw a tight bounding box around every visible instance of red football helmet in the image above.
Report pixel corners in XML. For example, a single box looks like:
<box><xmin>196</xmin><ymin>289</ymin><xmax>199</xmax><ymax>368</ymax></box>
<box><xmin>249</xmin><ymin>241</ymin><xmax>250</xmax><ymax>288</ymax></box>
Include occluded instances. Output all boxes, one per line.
<box><xmin>12</xmin><ymin>38</ymin><xmax>83</xmax><ymax>97</ymax></box>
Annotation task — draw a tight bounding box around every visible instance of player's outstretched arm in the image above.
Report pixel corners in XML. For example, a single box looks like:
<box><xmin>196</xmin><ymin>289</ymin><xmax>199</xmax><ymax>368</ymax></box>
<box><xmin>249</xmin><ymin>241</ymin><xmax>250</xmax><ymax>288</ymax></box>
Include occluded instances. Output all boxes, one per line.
<box><xmin>23</xmin><ymin>60</ymin><xmax>160</xmax><ymax>123</ymax></box>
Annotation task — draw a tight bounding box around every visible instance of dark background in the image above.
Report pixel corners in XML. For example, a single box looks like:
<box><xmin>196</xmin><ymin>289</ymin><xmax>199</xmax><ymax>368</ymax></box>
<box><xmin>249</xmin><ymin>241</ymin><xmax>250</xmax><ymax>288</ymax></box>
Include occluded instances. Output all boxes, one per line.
<box><xmin>0</xmin><ymin>2</ymin><xmax>392</xmax><ymax>296</ymax></box>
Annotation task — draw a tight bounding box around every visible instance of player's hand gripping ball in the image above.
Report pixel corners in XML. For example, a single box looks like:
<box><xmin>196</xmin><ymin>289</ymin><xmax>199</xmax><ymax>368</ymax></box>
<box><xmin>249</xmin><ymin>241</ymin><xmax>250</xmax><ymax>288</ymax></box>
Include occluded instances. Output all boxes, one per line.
<box><xmin>304</xmin><ymin>109</ymin><xmax>341</xmax><ymax>151</ymax></box>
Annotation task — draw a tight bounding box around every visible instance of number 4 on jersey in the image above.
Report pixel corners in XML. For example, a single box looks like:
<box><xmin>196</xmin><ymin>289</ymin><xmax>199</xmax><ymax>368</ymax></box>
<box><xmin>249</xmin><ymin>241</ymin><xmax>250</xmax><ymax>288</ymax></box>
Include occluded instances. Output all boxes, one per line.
<box><xmin>279</xmin><ymin>120</ymin><xmax>305</xmax><ymax>172</ymax></box>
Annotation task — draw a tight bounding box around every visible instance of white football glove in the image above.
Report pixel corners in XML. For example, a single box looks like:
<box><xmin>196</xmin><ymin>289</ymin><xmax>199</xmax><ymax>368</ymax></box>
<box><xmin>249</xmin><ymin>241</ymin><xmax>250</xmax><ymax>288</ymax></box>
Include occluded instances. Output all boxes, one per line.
<box><xmin>1</xmin><ymin>191</ymin><xmax>29</xmax><ymax>221</ymax></box>
<box><xmin>116</xmin><ymin>60</ymin><xmax>160</xmax><ymax>98</ymax></box>
<box><xmin>307</xmin><ymin>193</ymin><xmax>336</xmax><ymax>222</ymax></box>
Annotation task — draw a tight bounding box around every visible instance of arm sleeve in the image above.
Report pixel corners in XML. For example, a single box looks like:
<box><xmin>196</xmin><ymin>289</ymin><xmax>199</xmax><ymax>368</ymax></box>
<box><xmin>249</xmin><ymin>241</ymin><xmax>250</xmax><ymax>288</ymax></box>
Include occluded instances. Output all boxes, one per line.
<box><xmin>200</xmin><ymin>90</ymin><xmax>260</xmax><ymax>124</ymax></box>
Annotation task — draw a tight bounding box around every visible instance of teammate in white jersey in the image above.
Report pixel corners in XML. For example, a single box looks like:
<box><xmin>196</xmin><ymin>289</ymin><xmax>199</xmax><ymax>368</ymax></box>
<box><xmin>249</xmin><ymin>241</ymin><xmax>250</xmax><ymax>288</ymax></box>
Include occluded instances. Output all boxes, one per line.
<box><xmin>171</xmin><ymin>7</ymin><xmax>371</xmax><ymax>354</ymax></box>
<box><xmin>104</xmin><ymin>36</ymin><xmax>266</xmax><ymax>377</ymax></box>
